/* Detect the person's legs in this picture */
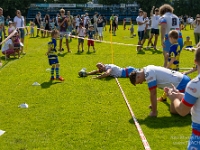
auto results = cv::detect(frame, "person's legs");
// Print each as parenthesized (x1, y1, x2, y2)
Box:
(137, 31, 144, 51)
(194, 33, 198, 45)
(36, 24, 40, 37)
(163, 39, 171, 67)
(66, 38, 70, 52)
(154, 34, 159, 49)
(147, 34, 154, 46)
(50, 64, 55, 80)
(88, 40, 90, 52)
(81, 41, 84, 51)
(3, 49, 15, 58)
(78, 39, 80, 52)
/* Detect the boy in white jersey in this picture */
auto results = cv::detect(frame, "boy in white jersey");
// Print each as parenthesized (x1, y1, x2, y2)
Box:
(129, 65, 190, 117)
(164, 47, 200, 149)
(148, 6, 160, 50)
(159, 4, 183, 67)
(86, 63, 136, 79)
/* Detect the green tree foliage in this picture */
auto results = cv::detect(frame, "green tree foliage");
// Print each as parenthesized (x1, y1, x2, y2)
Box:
(2, 0, 31, 17)
(173, 0, 200, 17)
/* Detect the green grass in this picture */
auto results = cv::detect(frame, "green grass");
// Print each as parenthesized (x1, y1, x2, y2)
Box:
(0, 25, 197, 150)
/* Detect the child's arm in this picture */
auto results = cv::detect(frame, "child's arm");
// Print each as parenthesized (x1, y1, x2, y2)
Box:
(46, 47, 51, 55)
(166, 57, 175, 69)
(183, 67, 197, 75)
(86, 70, 99, 75)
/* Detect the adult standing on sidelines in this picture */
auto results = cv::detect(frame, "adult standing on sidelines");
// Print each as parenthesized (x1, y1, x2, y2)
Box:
(192, 14, 200, 45)
(0, 8, 6, 50)
(164, 47, 200, 149)
(183, 15, 188, 30)
(66, 11, 73, 42)
(159, 4, 183, 68)
(13, 10, 26, 54)
(97, 15, 104, 41)
(35, 12, 41, 37)
(58, 9, 71, 53)
(93, 12, 98, 40)
(142, 12, 151, 49)
(129, 65, 190, 117)
(136, 9, 147, 52)
(148, 6, 160, 50)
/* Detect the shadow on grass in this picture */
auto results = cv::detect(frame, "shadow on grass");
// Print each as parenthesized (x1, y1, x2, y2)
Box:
(57, 52, 67, 57)
(137, 50, 145, 55)
(75, 51, 84, 55)
(144, 48, 163, 54)
(41, 81, 62, 89)
(86, 51, 96, 55)
(129, 113, 191, 128)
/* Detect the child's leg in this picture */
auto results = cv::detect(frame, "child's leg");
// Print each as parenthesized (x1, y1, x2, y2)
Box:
(81, 42, 84, 51)
(78, 41, 80, 51)
(55, 64, 60, 79)
(93, 46, 95, 52)
(55, 63, 64, 81)
(51, 64, 55, 79)
(66, 39, 70, 52)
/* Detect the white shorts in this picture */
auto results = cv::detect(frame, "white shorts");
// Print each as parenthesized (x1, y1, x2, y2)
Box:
(97, 27, 103, 36)
(60, 32, 71, 39)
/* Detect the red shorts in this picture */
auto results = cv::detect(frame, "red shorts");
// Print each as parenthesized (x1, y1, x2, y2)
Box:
(88, 39, 94, 46)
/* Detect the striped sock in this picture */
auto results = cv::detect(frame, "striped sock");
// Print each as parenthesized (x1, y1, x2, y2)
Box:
(51, 67, 55, 79)
(56, 68, 59, 79)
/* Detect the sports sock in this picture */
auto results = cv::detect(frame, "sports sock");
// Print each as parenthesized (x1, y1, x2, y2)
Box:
(56, 67, 59, 78)
(162, 92, 167, 99)
(51, 67, 55, 78)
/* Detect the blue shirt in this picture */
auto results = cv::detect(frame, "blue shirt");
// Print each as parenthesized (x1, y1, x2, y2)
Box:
(87, 30, 95, 39)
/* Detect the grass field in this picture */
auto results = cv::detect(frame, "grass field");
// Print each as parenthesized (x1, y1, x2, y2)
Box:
(0, 25, 197, 150)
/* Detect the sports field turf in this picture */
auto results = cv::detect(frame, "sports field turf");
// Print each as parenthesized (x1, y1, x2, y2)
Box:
(0, 25, 197, 150)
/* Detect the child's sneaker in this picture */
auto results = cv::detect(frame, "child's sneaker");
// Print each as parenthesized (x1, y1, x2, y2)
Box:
(56, 76, 64, 81)
(50, 77, 55, 81)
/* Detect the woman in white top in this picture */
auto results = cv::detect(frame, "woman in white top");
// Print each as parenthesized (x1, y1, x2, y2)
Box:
(2, 35, 20, 59)
(13, 10, 26, 54)
(192, 14, 200, 45)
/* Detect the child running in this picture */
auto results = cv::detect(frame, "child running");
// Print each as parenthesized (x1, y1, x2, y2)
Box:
(46, 29, 64, 81)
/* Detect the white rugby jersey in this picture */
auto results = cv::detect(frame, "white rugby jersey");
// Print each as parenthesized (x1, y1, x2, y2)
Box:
(182, 74, 200, 124)
(143, 65, 185, 90)
(105, 64, 123, 77)
(160, 12, 180, 35)
(151, 15, 160, 29)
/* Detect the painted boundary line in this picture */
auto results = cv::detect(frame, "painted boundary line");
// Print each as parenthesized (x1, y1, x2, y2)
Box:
(115, 78, 151, 150)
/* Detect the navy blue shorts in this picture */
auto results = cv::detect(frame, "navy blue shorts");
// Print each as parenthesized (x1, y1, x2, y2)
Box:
(138, 31, 144, 41)
(48, 57, 59, 65)
(151, 28, 159, 35)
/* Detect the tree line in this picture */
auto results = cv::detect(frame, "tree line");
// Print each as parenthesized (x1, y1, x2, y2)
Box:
(1, 0, 200, 18)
